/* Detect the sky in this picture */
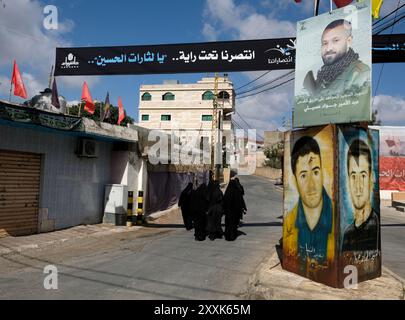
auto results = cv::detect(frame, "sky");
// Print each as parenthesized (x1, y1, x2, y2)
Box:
(1, 0, 405, 134)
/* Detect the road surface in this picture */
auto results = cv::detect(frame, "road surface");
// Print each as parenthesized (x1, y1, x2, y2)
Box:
(0, 175, 283, 299)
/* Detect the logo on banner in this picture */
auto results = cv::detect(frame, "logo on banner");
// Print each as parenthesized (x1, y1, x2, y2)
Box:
(61, 53, 79, 69)
(265, 38, 296, 65)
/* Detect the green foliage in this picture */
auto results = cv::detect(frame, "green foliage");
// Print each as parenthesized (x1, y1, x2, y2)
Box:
(264, 141, 284, 169)
(68, 102, 134, 127)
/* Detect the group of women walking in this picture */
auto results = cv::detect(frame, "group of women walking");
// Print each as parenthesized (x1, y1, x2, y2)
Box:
(178, 171, 247, 241)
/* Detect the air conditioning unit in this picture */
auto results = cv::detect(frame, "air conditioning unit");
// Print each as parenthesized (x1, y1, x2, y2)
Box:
(76, 138, 98, 158)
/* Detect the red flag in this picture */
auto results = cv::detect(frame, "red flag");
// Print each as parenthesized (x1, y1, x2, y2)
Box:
(81, 81, 95, 114)
(117, 96, 125, 125)
(333, 0, 353, 8)
(11, 60, 27, 99)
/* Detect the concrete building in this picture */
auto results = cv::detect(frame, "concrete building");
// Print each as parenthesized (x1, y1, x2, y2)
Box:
(138, 77, 235, 147)
(263, 130, 284, 149)
(0, 100, 146, 237)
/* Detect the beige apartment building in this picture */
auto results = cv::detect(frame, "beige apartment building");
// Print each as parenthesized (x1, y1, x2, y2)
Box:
(138, 77, 235, 145)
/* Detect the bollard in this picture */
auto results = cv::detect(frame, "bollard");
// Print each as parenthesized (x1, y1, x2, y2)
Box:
(136, 190, 144, 225)
(127, 191, 133, 227)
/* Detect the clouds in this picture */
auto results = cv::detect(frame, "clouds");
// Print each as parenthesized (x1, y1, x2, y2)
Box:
(0, 0, 95, 99)
(203, 0, 296, 40)
(202, 0, 298, 132)
(373, 95, 405, 125)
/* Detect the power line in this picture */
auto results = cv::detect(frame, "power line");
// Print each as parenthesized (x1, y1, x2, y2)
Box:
(234, 71, 272, 91)
(233, 111, 264, 140)
(372, 2, 405, 27)
(373, 12, 405, 34)
(372, 0, 401, 111)
(236, 77, 295, 100)
(236, 71, 294, 96)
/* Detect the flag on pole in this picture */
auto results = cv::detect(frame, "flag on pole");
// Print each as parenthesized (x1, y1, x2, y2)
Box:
(51, 77, 60, 109)
(117, 96, 125, 125)
(372, 0, 384, 19)
(81, 81, 95, 114)
(11, 60, 27, 99)
(102, 92, 111, 121)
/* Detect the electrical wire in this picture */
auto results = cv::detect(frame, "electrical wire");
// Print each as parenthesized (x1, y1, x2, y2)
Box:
(372, 0, 401, 111)
(235, 71, 295, 96)
(236, 77, 295, 100)
(234, 71, 272, 91)
(372, 2, 405, 27)
(373, 12, 405, 34)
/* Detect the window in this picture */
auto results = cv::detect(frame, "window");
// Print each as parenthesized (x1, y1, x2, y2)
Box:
(202, 115, 212, 121)
(141, 114, 149, 121)
(218, 91, 230, 100)
(202, 91, 214, 100)
(141, 92, 152, 101)
(162, 92, 175, 101)
(161, 114, 171, 121)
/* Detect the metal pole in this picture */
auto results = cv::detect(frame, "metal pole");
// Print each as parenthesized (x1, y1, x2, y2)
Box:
(211, 73, 219, 181)
(314, 0, 320, 16)
(9, 84, 12, 102)
(216, 110, 222, 182)
(48, 65, 54, 89)
(78, 101, 83, 117)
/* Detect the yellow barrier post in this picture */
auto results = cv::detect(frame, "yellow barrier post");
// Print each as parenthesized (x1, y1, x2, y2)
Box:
(137, 190, 144, 225)
(127, 191, 133, 227)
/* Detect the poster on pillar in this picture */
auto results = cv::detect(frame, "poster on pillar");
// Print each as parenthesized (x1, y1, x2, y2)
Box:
(283, 125, 337, 287)
(294, 0, 372, 128)
(338, 126, 381, 283)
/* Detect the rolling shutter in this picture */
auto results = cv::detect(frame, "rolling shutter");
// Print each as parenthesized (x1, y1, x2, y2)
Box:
(0, 150, 41, 238)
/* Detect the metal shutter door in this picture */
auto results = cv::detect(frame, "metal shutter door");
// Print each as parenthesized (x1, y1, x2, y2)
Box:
(0, 150, 41, 237)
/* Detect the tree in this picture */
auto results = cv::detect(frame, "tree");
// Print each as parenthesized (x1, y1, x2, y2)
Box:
(263, 141, 284, 169)
(68, 102, 134, 127)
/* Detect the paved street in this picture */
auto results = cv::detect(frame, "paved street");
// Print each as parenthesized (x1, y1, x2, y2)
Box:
(0, 175, 283, 299)
(381, 206, 405, 280)
(0, 174, 404, 299)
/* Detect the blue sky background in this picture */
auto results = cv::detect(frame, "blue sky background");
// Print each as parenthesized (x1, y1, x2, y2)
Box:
(1, 0, 405, 132)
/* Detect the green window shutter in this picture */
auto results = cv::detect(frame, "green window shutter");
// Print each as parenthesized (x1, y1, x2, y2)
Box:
(161, 115, 171, 121)
(162, 92, 175, 101)
(202, 115, 212, 121)
(141, 114, 149, 121)
(142, 92, 152, 101)
(202, 91, 214, 100)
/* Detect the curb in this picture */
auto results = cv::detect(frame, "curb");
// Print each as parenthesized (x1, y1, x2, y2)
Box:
(0, 226, 140, 256)
(146, 205, 180, 221)
(244, 252, 405, 300)
(382, 266, 405, 286)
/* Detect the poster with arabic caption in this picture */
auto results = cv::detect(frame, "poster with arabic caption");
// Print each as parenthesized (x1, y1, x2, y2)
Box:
(283, 125, 337, 287)
(338, 126, 381, 283)
(377, 126, 405, 191)
(54, 38, 296, 76)
(294, 0, 372, 128)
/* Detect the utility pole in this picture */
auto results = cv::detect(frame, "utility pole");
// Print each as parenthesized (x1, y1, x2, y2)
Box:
(48, 65, 54, 89)
(314, 0, 320, 16)
(211, 73, 219, 181)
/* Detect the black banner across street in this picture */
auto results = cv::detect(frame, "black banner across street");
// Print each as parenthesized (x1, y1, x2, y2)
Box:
(54, 35, 405, 76)
(54, 38, 296, 76)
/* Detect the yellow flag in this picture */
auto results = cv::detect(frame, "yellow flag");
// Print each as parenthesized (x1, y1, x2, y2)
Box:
(372, 0, 384, 19)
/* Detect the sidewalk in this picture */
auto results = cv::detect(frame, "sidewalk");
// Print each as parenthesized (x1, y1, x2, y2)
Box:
(245, 252, 405, 300)
(0, 224, 141, 256)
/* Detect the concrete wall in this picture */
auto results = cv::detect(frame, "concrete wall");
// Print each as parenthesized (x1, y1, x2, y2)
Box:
(254, 167, 282, 180)
(0, 124, 113, 232)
